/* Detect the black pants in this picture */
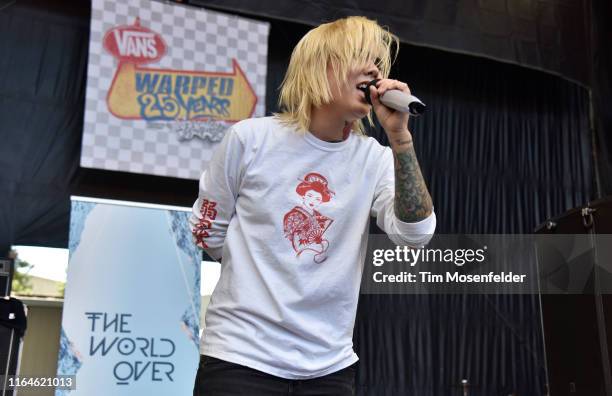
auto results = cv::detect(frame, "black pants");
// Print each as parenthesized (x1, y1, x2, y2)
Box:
(193, 355, 356, 396)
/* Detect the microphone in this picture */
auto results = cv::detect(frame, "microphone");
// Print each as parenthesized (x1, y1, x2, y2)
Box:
(360, 79, 426, 116)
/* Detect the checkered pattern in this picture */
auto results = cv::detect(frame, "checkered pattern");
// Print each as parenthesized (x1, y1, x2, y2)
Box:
(82, 0, 270, 180)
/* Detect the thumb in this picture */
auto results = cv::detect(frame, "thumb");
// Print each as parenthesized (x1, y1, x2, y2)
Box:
(369, 85, 379, 104)
(369, 85, 387, 114)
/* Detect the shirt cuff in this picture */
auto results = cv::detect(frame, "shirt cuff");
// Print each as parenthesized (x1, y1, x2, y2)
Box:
(392, 209, 436, 247)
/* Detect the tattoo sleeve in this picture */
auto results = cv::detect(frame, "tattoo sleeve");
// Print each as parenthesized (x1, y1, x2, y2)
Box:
(393, 142, 433, 222)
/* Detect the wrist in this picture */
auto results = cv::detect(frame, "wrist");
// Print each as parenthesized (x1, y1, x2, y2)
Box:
(388, 129, 413, 151)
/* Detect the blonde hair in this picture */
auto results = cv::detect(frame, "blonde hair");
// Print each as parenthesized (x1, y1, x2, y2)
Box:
(275, 16, 399, 135)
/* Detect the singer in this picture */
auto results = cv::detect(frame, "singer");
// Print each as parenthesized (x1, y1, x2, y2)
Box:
(190, 16, 436, 396)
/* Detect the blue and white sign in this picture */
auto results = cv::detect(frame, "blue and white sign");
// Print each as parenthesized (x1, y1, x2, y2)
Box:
(57, 197, 201, 395)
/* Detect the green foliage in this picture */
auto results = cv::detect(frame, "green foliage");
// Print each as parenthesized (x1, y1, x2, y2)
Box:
(11, 252, 33, 295)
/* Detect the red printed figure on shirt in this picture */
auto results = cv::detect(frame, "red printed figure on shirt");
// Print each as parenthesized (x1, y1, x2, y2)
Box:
(194, 199, 217, 248)
(283, 172, 334, 263)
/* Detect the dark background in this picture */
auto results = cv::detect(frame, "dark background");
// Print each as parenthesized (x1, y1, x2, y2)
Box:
(1, 0, 610, 394)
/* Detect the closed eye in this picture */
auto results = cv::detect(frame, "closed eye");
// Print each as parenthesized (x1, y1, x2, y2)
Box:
(366, 69, 379, 78)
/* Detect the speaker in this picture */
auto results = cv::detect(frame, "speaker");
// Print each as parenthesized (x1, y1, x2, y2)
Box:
(535, 196, 612, 396)
(0, 298, 26, 396)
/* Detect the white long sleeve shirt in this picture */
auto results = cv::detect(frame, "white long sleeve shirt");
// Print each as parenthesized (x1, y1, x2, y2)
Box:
(190, 116, 436, 379)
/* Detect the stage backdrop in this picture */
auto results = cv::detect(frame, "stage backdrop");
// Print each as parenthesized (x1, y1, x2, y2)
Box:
(56, 197, 201, 396)
(81, 0, 270, 179)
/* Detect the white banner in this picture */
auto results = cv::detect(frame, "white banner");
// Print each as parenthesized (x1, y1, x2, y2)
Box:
(81, 0, 269, 179)
(57, 197, 201, 395)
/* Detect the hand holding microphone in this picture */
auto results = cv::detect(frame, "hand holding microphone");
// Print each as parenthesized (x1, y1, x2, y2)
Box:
(359, 79, 426, 116)
(360, 78, 424, 146)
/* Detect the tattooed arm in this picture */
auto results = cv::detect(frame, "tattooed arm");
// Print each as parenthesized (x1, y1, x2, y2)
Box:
(369, 129, 436, 247)
(389, 132, 433, 222)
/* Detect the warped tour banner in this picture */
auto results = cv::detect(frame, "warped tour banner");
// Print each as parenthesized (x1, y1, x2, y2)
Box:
(56, 197, 201, 396)
(81, 0, 270, 179)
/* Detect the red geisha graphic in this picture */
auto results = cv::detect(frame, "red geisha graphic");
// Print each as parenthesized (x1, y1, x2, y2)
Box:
(283, 172, 334, 263)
